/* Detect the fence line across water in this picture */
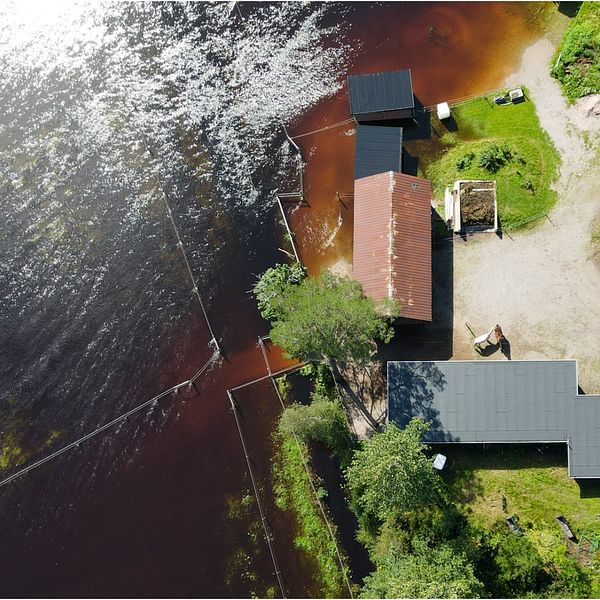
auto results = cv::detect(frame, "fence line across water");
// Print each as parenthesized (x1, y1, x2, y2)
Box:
(228, 389, 287, 598)
(131, 103, 222, 355)
(264, 349, 354, 598)
(226, 336, 354, 599)
(0, 350, 220, 489)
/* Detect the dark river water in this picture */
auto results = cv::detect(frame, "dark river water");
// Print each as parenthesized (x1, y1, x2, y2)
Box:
(0, 2, 549, 597)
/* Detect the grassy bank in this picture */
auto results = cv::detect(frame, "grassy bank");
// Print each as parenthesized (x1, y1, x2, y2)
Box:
(442, 445, 600, 595)
(551, 2, 600, 102)
(416, 92, 560, 230)
(272, 431, 350, 598)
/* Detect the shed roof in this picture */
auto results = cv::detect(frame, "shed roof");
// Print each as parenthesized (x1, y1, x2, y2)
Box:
(355, 125, 403, 180)
(387, 360, 600, 478)
(353, 171, 432, 321)
(348, 70, 414, 116)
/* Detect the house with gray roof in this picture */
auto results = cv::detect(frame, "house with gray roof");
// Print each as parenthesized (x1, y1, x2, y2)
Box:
(387, 360, 600, 478)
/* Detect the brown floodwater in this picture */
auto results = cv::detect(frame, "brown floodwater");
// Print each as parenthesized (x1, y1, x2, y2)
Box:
(0, 3, 554, 598)
(289, 2, 550, 274)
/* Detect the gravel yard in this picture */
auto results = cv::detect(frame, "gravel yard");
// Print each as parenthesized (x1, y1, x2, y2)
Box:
(453, 39, 600, 391)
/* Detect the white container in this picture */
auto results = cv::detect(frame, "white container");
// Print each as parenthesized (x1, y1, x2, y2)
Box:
(437, 102, 451, 120)
(433, 454, 447, 470)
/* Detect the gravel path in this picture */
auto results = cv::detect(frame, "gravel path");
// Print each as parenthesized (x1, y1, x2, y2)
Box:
(452, 38, 600, 391)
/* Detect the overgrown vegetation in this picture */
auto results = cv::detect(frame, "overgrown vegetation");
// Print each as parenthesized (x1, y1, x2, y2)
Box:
(273, 392, 353, 598)
(417, 92, 560, 230)
(360, 540, 485, 599)
(299, 362, 335, 398)
(342, 421, 599, 598)
(443, 445, 600, 597)
(279, 394, 353, 467)
(255, 264, 400, 596)
(551, 2, 600, 101)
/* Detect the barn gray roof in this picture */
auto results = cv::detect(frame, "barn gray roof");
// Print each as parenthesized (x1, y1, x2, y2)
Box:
(348, 70, 414, 116)
(387, 360, 600, 478)
(355, 125, 403, 180)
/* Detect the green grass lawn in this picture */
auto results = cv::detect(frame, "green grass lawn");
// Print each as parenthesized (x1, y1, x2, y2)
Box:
(413, 92, 560, 230)
(551, 2, 600, 102)
(440, 444, 600, 594)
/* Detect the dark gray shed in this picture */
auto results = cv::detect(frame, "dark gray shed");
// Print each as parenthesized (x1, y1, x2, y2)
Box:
(355, 125, 403, 180)
(387, 360, 600, 478)
(348, 70, 415, 123)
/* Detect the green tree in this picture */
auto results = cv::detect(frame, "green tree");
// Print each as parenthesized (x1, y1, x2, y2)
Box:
(346, 419, 439, 523)
(360, 541, 484, 599)
(268, 270, 397, 372)
(279, 394, 352, 463)
(494, 533, 546, 596)
(253, 262, 307, 321)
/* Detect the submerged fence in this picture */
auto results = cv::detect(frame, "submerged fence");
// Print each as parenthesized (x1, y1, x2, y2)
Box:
(132, 103, 222, 355)
(226, 337, 354, 599)
(0, 349, 220, 489)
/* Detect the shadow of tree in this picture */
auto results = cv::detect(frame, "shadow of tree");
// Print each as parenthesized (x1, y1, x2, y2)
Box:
(338, 361, 387, 436)
(387, 362, 453, 441)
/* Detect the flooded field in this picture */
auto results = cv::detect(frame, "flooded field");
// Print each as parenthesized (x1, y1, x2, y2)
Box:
(0, 2, 553, 596)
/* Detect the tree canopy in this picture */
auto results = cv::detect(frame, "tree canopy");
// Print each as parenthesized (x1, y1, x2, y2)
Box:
(345, 419, 439, 522)
(278, 393, 352, 463)
(253, 262, 307, 321)
(265, 270, 397, 366)
(360, 541, 484, 599)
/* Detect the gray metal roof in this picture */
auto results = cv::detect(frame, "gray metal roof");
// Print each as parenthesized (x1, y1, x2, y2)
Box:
(348, 70, 414, 116)
(387, 360, 600, 478)
(355, 125, 403, 180)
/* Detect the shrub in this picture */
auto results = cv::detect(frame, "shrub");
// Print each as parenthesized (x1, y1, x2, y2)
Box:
(478, 143, 513, 173)
(456, 151, 475, 170)
(278, 394, 352, 462)
(253, 262, 306, 321)
(300, 362, 335, 398)
(494, 533, 547, 597)
(360, 540, 485, 599)
(521, 178, 534, 192)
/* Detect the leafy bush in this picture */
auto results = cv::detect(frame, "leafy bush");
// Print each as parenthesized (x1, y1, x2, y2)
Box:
(494, 533, 547, 597)
(278, 394, 352, 463)
(456, 151, 475, 170)
(300, 362, 335, 398)
(521, 178, 534, 192)
(545, 556, 592, 598)
(478, 143, 513, 173)
(397, 503, 469, 547)
(346, 419, 440, 523)
(253, 262, 306, 321)
(275, 375, 291, 400)
(360, 540, 484, 599)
